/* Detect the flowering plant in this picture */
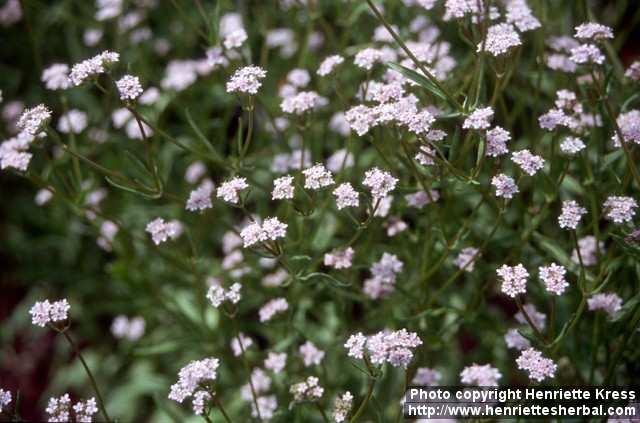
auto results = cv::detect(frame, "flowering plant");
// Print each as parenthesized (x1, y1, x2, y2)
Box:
(1, 0, 640, 421)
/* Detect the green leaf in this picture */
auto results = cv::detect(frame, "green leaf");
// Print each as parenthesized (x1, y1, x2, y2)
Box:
(387, 62, 448, 103)
(184, 108, 220, 159)
(298, 272, 351, 287)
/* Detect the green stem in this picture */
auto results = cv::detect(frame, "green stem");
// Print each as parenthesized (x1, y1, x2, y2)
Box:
(61, 331, 112, 423)
(315, 402, 330, 423)
(349, 377, 376, 423)
(364, 0, 461, 111)
(214, 395, 234, 423)
(232, 321, 262, 421)
(515, 297, 546, 344)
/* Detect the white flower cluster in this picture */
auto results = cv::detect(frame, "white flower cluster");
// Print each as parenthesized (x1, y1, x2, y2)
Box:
(324, 247, 354, 269)
(116, 74, 143, 101)
(240, 217, 288, 247)
(168, 357, 219, 404)
(345, 328, 422, 368)
(29, 298, 70, 327)
(111, 315, 145, 341)
(363, 252, 404, 299)
(69, 50, 120, 86)
(259, 297, 289, 322)
(460, 364, 502, 386)
(45, 394, 98, 422)
(290, 376, 324, 403)
(216, 177, 249, 204)
(226, 66, 267, 95)
(332, 391, 354, 423)
(145, 218, 182, 245)
(206, 282, 242, 308)
(497, 264, 529, 297)
(516, 348, 557, 382)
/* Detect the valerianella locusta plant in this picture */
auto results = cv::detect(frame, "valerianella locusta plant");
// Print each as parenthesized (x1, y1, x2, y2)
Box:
(5, 1, 640, 420)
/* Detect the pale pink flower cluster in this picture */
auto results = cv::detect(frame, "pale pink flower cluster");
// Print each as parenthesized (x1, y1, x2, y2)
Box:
(231, 333, 253, 356)
(303, 163, 334, 189)
(511, 149, 545, 176)
(625, 61, 640, 82)
(344, 95, 435, 137)
(516, 348, 557, 382)
(539, 89, 598, 133)
(569, 44, 605, 65)
(504, 328, 531, 350)
(345, 329, 422, 368)
(480, 23, 522, 57)
(412, 367, 442, 386)
(290, 376, 324, 402)
(497, 264, 529, 297)
(558, 200, 587, 229)
(299, 341, 325, 367)
(45, 394, 98, 422)
(486, 126, 511, 157)
(405, 190, 439, 208)
(216, 177, 249, 204)
(324, 247, 354, 269)
(186, 181, 214, 211)
(443, 0, 485, 21)
(287, 69, 310, 88)
(332, 391, 354, 423)
(454, 247, 480, 272)
(460, 364, 502, 386)
(116, 74, 143, 101)
(0, 133, 34, 171)
(588, 292, 623, 318)
(415, 145, 435, 166)
(505, 0, 541, 32)
(559, 136, 586, 155)
(354, 47, 390, 70)
(206, 282, 242, 308)
(0, 389, 11, 413)
(72, 398, 99, 422)
(363, 252, 403, 299)
(226, 66, 267, 95)
(612, 110, 640, 146)
(603, 196, 637, 223)
(333, 183, 359, 209)
(539, 263, 569, 295)
(272, 175, 295, 200)
(363, 167, 398, 200)
(259, 297, 289, 322)
(168, 357, 219, 406)
(29, 298, 70, 327)
(69, 50, 120, 86)
(491, 174, 519, 199)
(57, 109, 88, 134)
(146, 218, 182, 245)
(17, 103, 51, 135)
(280, 91, 326, 115)
(42, 63, 71, 90)
(240, 217, 288, 247)
(45, 394, 71, 422)
(111, 315, 145, 341)
(264, 352, 287, 373)
(571, 235, 604, 266)
(463, 106, 494, 130)
(574, 22, 614, 41)
(317, 54, 344, 76)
